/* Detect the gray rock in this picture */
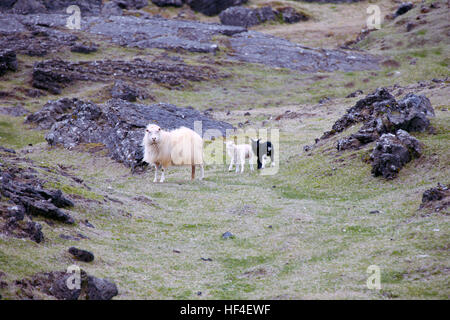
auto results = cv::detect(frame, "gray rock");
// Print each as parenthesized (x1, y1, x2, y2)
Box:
(222, 231, 234, 239)
(114, 0, 148, 10)
(110, 80, 148, 102)
(394, 2, 414, 18)
(152, 0, 184, 7)
(370, 130, 422, 179)
(50, 273, 81, 300)
(101, 1, 123, 16)
(219, 6, 260, 28)
(26, 98, 81, 129)
(0, 50, 18, 76)
(12, 0, 46, 14)
(1, 13, 379, 72)
(70, 42, 98, 54)
(278, 7, 308, 24)
(68, 247, 95, 262)
(422, 184, 448, 203)
(187, 0, 248, 16)
(86, 276, 118, 300)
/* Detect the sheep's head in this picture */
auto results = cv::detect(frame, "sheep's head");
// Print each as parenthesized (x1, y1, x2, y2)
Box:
(225, 141, 235, 150)
(145, 124, 162, 145)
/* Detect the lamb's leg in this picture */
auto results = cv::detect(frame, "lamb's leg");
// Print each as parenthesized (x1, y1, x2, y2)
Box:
(153, 164, 158, 183)
(228, 157, 234, 171)
(271, 152, 275, 167)
(200, 164, 204, 180)
(261, 155, 266, 169)
(249, 153, 254, 171)
(240, 154, 245, 173)
(191, 165, 195, 180)
(159, 168, 165, 183)
(235, 162, 240, 173)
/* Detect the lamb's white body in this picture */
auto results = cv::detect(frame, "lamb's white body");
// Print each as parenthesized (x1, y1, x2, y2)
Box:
(142, 124, 204, 183)
(225, 141, 255, 173)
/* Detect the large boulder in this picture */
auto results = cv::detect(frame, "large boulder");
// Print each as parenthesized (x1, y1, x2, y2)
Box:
(419, 183, 449, 212)
(394, 2, 414, 18)
(186, 0, 248, 16)
(49, 271, 118, 300)
(278, 7, 308, 23)
(114, 0, 149, 10)
(86, 276, 119, 300)
(370, 129, 422, 179)
(0, 50, 18, 76)
(12, 0, 46, 14)
(152, 0, 184, 7)
(219, 6, 260, 28)
(42, 99, 234, 168)
(2, 0, 103, 15)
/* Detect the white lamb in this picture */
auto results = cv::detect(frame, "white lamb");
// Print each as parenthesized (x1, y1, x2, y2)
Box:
(225, 141, 255, 173)
(142, 124, 204, 183)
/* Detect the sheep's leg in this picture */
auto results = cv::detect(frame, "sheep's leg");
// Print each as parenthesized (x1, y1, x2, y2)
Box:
(240, 154, 245, 173)
(153, 164, 158, 183)
(228, 156, 234, 171)
(159, 168, 165, 183)
(261, 155, 266, 169)
(249, 153, 254, 171)
(271, 152, 275, 167)
(200, 164, 204, 180)
(235, 162, 240, 173)
(191, 165, 196, 180)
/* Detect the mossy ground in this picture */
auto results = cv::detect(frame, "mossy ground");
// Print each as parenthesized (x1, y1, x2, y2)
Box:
(0, 0, 449, 299)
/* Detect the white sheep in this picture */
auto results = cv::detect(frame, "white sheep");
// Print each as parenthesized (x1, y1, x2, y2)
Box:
(142, 124, 204, 183)
(225, 141, 255, 173)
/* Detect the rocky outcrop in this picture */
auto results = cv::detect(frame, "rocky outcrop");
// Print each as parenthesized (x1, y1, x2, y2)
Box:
(420, 183, 449, 213)
(110, 80, 150, 102)
(0, 154, 75, 243)
(152, 0, 184, 7)
(25, 98, 81, 129)
(1, 14, 379, 72)
(0, 50, 18, 76)
(32, 58, 223, 94)
(38, 99, 234, 168)
(0, 0, 103, 15)
(323, 88, 435, 151)
(16, 270, 118, 300)
(220, 6, 307, 28)
(278, 7, 308, 24)
(370, 129, 422, 179)
(219, 6, 261, 28)
(70, 42, 98, 54)
(186, 0, 248, 16)
(114, 0, 149, 10)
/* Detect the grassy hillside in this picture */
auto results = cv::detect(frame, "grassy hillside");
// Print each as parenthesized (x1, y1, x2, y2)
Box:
(0, 0, 448, 299)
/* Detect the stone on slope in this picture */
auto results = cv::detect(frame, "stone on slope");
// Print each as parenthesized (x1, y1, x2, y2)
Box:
(68, 247, 95, 262)
(152, 0, 184, 7)
(0, 50, 18, 76)
(370, 129, 422, 179)
(186, 0, 248, 16)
